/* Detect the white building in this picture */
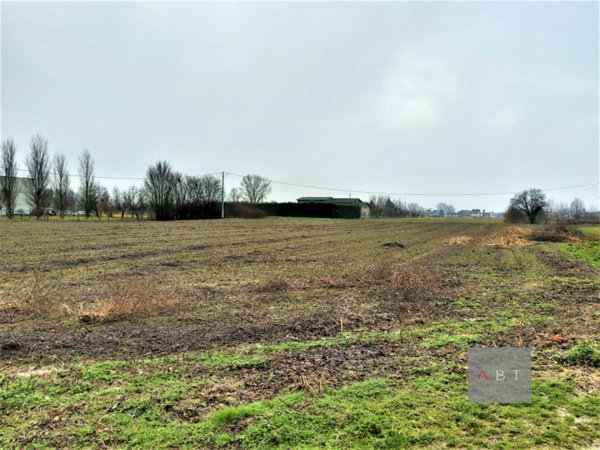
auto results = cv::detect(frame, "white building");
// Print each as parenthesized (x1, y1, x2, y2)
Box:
(0, 177, 32, 215)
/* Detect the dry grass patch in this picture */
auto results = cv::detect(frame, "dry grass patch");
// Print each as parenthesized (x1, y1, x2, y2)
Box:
(1, 271, 180, 323)
(65, 278, 181, 323)
(326, 261, 447, 301)
(444, 227, 531, 248)
(443, 235, 473, 246)
(0, 268, 66, 317)
(529, 223, 583, 243)
(482, 228, 530, 247)
(389, 262, 443, 300)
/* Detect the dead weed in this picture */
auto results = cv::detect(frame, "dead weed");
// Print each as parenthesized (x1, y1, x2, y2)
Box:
(390, 262, 443, 299)
(482, 227, 531, 247)
(529, 223, 583, 243)
(0, 267, 65, 316)
(443, 236, 473, 246)
(66, 279, 180, 323)
(444, 227, 532, 248)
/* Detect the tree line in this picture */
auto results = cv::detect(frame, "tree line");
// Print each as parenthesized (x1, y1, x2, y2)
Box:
(369, 190, 589, 223)
(505, 188, 588, 224)
(0, 134, 271, 220)
(1, 135, 591, 223)
(368, 195, 456, 218)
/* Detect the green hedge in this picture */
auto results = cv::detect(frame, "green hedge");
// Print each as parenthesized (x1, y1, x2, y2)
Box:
(227, 202, 361, 219)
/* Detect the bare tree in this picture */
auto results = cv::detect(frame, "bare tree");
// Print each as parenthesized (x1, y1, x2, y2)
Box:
(198, 175, 221, 204)
(504, 206, 526, 223)
(393, 198, 407, 217)
(53, 153, 70, 218)
(78, 149, 98, 218)
(112, 187, 126, 218)
(240, 174, 271, 203)
(436, 202, 455, 217)
(509, 188, 547, 224)
(407, 203, 424, 217)
(556, 203, 570, 218)
(122, 186, 134, 217)
(67, 189, 77, 212)
(99, 187, 112, 217)
(369, 195, 381, 217)
(134, 188, 147, 219)
(369, 195, 396, 217)
(144, 161, 177, 221)
(26, 134, 51, 216)
(228, 187, 242, 203)
(172, 173, 190, 219)
(1, 138, 18, 218)
(123, 186, 143, 218)
(570, 198, 585, 222)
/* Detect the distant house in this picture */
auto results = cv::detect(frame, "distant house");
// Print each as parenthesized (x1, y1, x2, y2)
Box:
(297, 197, 371, 218)
(457, 209, 483, 218)
(0, 177, 31, 215)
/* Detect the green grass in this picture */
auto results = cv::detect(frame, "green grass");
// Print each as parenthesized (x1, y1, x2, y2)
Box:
(201, 375, 598, 449)
(0, 332, 407, 447)
(3, 362, 598, 449)
(420, 333, 481, 348)
(188, 351, 269, 370)
(578, 226, 600, 237)
(555, 343, 600, 368)
(184, 331, 403, 368)
(407, 317, 518, 349)
(559, 241, 600, 267)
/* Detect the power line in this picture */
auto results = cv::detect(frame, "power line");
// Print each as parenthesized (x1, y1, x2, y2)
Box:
(225, 172, 599, 198)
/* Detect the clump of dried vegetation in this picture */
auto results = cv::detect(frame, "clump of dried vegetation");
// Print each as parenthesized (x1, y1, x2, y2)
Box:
(529, 223, 583, 243)
(389, 262, 444, 300)
(443, 224, 588, 248)
(237, 261, 446, 304)
(482, 227, 531, 247)
(238, 272, 357, 297)
(443, 235, 474, 246)
(241, 278, 294, 294)
(320, 261, 447, 301)
(65, 279, 180, 323)
(0, 269, 180, 323)
(444, 227, 532, 248)
(0, 266, 65, 317)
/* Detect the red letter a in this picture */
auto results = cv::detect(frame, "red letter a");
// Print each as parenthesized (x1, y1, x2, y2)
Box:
(476, 370, 489, 381)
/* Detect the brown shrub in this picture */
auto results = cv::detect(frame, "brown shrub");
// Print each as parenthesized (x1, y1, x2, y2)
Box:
(529, 223, 581, 243)
(1, 268, 179, 323)
(245, 278, 292, 293)
(69, 279, 180, 323)
(389, 262, 443, 300)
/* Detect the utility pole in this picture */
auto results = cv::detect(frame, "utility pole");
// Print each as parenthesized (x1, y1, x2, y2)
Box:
(221, 171, 225, 219)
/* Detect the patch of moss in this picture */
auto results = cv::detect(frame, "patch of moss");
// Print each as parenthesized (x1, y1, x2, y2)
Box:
(555, 343, 600, 368)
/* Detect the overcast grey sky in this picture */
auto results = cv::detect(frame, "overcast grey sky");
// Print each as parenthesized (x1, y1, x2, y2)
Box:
(2, 1, 598, 211)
